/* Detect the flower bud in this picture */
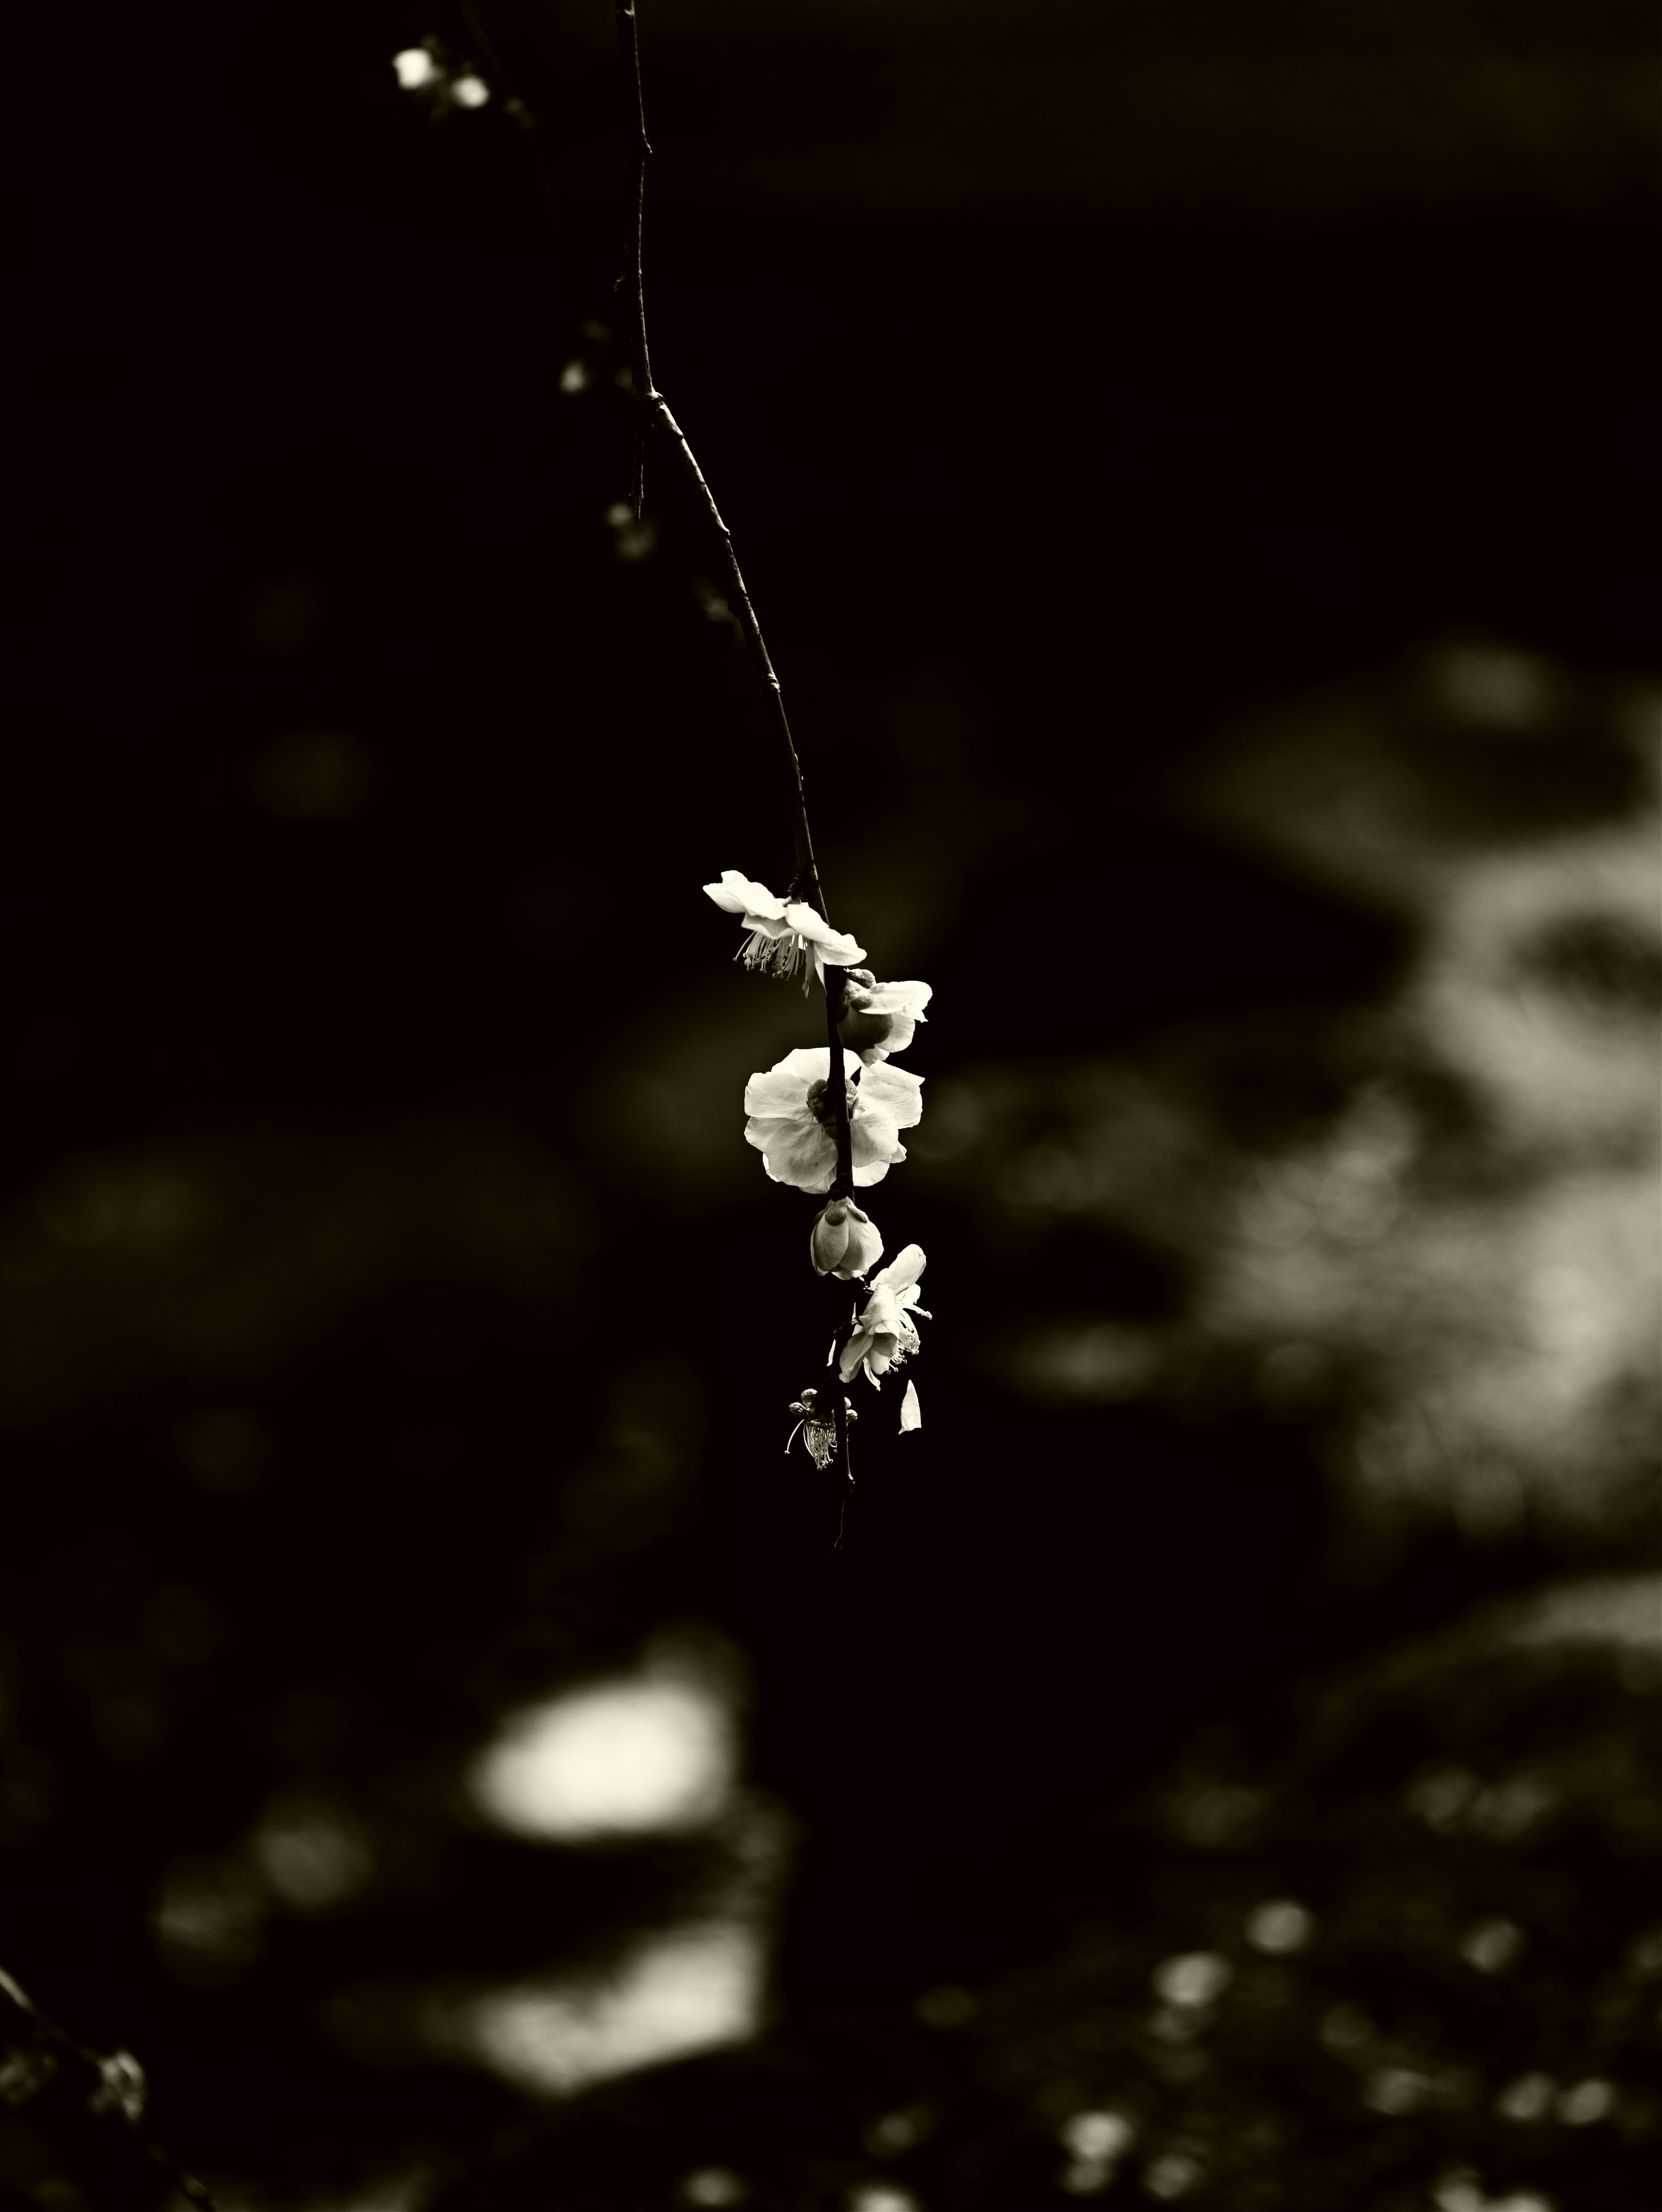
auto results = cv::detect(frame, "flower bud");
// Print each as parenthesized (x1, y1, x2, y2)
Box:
(837, 977, 893, 1059)
(837, 975, 932, 1066)
(810, 1200, 849, 1274)
(809, 1199, 883, 1280)
(837, 1003, 897, 1058)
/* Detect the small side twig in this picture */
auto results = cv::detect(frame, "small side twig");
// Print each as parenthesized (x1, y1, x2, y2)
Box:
(0, 1965, 219, 2209)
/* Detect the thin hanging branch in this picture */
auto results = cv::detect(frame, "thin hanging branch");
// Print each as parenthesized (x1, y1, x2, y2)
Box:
(607, 2, 825, 919)
(610, 0, 653, 519)
(606, 0, 858, 1497)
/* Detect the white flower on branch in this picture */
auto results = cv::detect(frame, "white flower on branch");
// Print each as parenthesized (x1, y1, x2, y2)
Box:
(839, 1244, 931, 1386)
(703, 871, 866, 989)
(838, 971, 933, 1064)
(809, 1199, 883, 1280)
(744, 1050, 921, 1193)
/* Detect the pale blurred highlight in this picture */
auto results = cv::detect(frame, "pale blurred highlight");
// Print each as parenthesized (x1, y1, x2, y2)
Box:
(468, 1647, 739, 1842)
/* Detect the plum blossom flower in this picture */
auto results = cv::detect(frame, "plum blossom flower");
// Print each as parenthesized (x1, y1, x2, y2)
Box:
(838, 971, 933, 1064)
(744, 1049, 923, 1193)
(839, 1244, 931, 1386)
(810, 1199, 884, 1280)
(703, 871, 866, 989)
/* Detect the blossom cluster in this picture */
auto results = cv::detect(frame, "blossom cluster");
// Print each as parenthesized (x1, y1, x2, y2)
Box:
(704, 870, 934, 1441)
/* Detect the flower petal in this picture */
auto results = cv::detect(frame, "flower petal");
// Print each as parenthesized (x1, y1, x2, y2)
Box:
(899, 1380, 921, 1431)
(781, 903, 867, 973)
(841, 1209, 885, 1277)
(863, 981, 932, 1020)
(742, 1113, 802, 1153)
(837, 1328, 874, 1382)
(759, 1134, 837, 1191)
(783, 903, 860, 952)
(704, 871, 787, 918)
(813, 940, 867, 981)
(872, 1243, 926, 1294)
(742, 1074, 799, 1117)
(859, 1062, 924, 1130)
(850, 1149, 898, 1187)
(746, 1112, 836, 1187)
(743, 1047, 853, 1120)
(848, 1099, 902, 1165)
(775, 1046, 830, 1080)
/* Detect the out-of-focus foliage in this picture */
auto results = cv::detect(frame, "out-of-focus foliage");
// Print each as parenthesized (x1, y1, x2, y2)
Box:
(919, 649, 1660, 1541)
(428, 1578, 1662, 2212)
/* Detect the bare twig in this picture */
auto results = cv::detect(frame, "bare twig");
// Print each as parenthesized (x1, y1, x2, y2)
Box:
(605, 2, 823, 914)
(644, 393, 824, 911)
(0, 1965, 219, 2209)
(612, 0, 652, 519)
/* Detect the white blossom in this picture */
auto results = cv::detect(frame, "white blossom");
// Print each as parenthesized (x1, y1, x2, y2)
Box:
(703, 871, 866, 989)
(744, 1051, 921, 1194)
(839, 1244, 931, 1386)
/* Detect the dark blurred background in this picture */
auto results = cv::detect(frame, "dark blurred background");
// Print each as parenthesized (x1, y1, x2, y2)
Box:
(1, 3, 1658, 2208)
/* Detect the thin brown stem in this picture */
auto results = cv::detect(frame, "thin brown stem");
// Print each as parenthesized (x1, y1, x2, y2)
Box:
(821, 965, 856, 1489)
(612, 0, 653, 518)
(643, 393, 824, 906)
(606, 3, 823, 912)
(822, 966, 855, 1202)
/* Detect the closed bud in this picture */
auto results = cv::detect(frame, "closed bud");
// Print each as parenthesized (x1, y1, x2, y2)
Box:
(810, 1200, 850, 1274)
(836, 974, 932, 1066)
(836, 968, 892, 1057)
(809, 1199, 884, 1280)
